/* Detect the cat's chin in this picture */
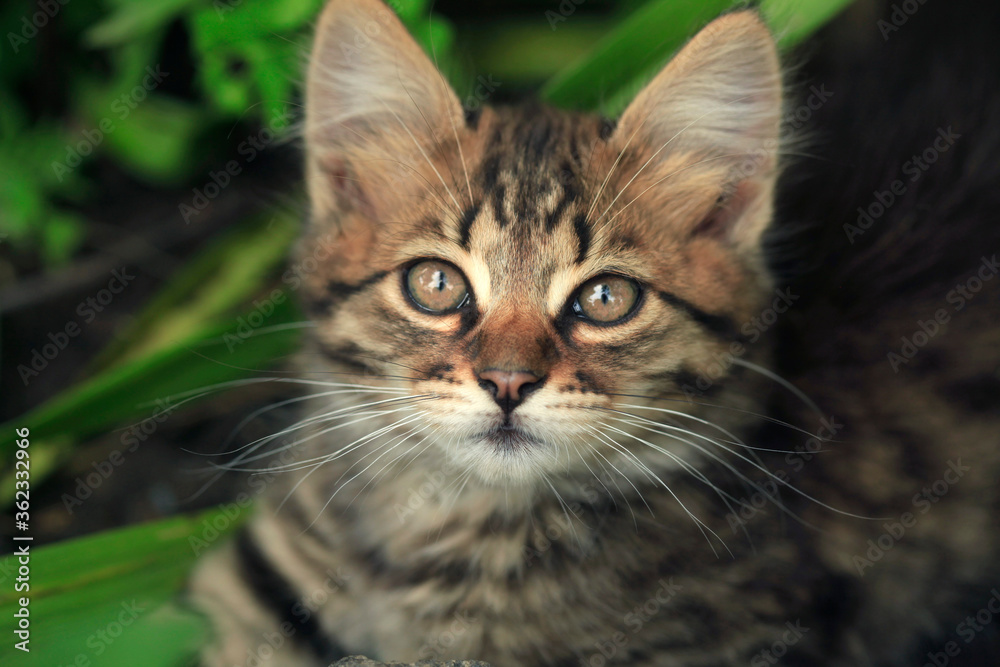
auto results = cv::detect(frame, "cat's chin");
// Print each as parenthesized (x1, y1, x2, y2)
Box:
(434, 425, 567, 489)
(475, 424, 541, 452)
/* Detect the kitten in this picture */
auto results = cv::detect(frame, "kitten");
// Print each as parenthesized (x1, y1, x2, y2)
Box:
(190, 0, 1000, 665)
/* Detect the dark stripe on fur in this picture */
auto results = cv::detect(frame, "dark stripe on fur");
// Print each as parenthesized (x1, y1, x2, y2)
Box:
(320, 271, 389, 310)
(318, 343, 378, 376)
(234, 529, 346, 662)
(573, 214, 591, 263)
(492, 184, 509, 228)
(656, 291, 738, 340)
(458, 201, 481, 248)
(545, 162, 577, 232)
(480, 153, 501, 190)
(463, 106, 481, 129)
(524, 118, 553, 159)
(599, 117, 617, 140)
(359, 547, 473, 588)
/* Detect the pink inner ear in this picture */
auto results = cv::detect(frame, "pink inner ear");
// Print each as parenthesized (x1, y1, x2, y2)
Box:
(692, 179, 759, 240)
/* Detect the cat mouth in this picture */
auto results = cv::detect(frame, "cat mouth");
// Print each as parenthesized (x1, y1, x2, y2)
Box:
(476, 423, 540, 451)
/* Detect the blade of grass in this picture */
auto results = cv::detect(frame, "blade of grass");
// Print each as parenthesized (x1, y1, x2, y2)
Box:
(0, 210, 301, 500)
(0, 507, 244, 665)
(542, 0, 858, 115)
(0, 296, 303, 502)
(540, 0, 735, 111)
(88, 212, 299, 373)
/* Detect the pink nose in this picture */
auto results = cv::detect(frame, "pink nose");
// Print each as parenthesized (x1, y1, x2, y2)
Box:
(477, 369, 540, 403)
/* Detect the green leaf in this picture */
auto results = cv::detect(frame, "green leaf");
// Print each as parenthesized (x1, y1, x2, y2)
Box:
(541, 0, 735, 112)
(392, 0, 432, 24)
(0, 297, 302, 500)
(0, 93, 89, 263)
(1, 208, 300, 497)
(459, 19, 609, 88)
(542, 0, 858, 115)
(40, 212, 86, 266)
(85, 0, 201, 48)
(102, 95, 212, 185)
(0, 508, 244, 666)
(91, 213, 299, 372)
(763, 0, 859, 47)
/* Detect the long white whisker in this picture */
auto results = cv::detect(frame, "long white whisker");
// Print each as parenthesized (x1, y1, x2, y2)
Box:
(584, 426, 655, 521)
(343, 423, 432, 511)
(303, 415, 430, 530)
(602, 151, 761, 229)
(211, 390, 425, 456)
(589, 424, 730, 558)
(257, 410, 428, 473)
(224, 396, 436, 464)
(618, 416, 879, 521)
(729, 358, 824, 418)
(598, 422, 760, 547)
(275, 412, 427, 513)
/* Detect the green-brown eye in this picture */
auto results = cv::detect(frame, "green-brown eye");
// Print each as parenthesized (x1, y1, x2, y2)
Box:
(405, 260, 469, 313)
(572, 275, 640, 323)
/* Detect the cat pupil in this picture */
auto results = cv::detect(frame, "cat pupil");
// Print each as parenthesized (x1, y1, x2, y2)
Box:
(588, 284, 612, 306)
(432, 271, 446, 291)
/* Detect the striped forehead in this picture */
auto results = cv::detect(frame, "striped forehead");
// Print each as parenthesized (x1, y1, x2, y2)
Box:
(445, 108, 602, 304)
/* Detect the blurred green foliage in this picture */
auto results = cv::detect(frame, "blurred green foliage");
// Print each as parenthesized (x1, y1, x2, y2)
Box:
(0, 0, 451, 264)
(0, 0, 855, 663)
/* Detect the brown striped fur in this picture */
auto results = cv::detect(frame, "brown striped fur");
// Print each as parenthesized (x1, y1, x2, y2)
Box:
(190, 1, 1000, 665)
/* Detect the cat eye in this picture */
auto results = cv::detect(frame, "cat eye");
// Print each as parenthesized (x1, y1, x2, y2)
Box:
(572, 275, 641, 324)
(405, 260, 469, 313)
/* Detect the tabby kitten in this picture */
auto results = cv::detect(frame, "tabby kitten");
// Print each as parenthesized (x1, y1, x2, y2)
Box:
(191, 0, 1000, 665)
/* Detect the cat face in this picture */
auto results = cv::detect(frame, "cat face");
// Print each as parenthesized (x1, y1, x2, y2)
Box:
(299, 0, 782, 486)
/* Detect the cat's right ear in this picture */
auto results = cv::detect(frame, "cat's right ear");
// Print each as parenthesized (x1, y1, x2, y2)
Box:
(305, 0, 464, 223)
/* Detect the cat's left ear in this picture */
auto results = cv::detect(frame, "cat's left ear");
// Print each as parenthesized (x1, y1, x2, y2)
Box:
(610, 11, 782, 251)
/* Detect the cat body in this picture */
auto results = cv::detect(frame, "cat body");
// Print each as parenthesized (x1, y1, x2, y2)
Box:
(191, 0, 1000, 665)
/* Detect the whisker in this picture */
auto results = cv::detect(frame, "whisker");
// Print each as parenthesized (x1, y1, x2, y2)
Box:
(302, 414, 430, 531)
(435, 464, 477, 540)
(613, 418, 814, 536)
(599, 406, 806, 455)
(238, 406, 430, 471)
(221, 395, 437, 462)
(573, 449, 620, 513)
(275, 411, 428, 514)
(395, 67, 468, 214)
(342, 422, 432, 511)
(602, 151, 765, 229)
(728, 358, 824, 418)
(584, 425, 657, 519)
(585, 114, 650, 222)
(618, 416, 880, 521)
(206, 389, 422, 456)
(602, 392, 830, 440)
(542, 477, 585, 553)
(590, 424, 730, 558)
(428, 39, 474, 208)
(597, 421, 759, 547)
